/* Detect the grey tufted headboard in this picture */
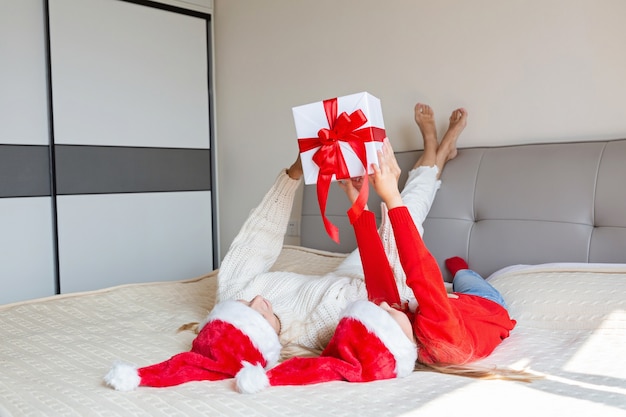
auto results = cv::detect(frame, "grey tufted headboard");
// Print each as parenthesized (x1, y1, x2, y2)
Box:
(301, 139, 626, 281)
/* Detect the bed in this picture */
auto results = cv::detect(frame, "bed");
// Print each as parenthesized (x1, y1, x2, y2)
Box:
(1, 139, 625, 417)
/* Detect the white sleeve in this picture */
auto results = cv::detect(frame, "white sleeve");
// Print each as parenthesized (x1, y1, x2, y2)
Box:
(217, 170, 301, 302)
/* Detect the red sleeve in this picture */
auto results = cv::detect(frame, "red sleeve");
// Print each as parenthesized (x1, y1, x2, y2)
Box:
(351, 211, 401, 306)
(387, 207, 465, 347)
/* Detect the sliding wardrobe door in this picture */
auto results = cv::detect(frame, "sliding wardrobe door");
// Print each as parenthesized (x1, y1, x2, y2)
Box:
(48, 0, 214, 292)
(0, 1, 56, 304)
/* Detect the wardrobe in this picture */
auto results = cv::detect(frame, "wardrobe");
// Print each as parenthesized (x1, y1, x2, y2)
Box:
(0, 0, 215, 304)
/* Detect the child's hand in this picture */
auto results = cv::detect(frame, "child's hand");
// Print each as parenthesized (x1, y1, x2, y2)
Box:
(338, 177, 364, 205)
(370, 139, 403, 209)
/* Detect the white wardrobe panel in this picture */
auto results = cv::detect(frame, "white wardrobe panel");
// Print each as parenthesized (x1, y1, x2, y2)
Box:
(153, 0, 213, 13)
(56, 191, 213, 293)
(48, 0, 210, 149)
(0, 198, 56, 304)
(0, 0, 49, 145)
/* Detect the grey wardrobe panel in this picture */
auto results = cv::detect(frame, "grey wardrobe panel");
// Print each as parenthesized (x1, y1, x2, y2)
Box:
(55, 145, 212, 195)
(0, 145, 51, 198)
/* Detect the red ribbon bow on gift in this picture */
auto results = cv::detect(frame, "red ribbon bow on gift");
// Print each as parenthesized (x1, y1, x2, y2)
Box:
(298, 98, 386, 243)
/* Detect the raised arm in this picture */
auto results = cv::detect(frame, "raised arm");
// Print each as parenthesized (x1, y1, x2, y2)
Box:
(370, 141, 465, 348)
(351, 210, 401, 307)
(387, 208, 460, 335)
(216, 157, 303, 302)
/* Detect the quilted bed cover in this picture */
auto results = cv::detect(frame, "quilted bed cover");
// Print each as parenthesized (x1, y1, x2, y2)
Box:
(1, 246, 625, 417)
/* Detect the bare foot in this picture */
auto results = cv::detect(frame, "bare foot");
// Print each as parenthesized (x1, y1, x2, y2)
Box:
(435, 108, 467, 175)
(414, 103, 437, 144)
(413, 103, 438, 169)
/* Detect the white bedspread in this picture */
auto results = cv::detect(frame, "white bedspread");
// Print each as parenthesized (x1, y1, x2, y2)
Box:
(1, 246, 625, 417)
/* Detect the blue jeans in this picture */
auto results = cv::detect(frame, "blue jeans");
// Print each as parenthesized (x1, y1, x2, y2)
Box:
(452, 269, 508, 309)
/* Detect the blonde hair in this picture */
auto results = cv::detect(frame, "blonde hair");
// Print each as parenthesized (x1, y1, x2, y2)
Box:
(177, 321, 200, 333)
(279, 343, 321, 360)
(277, 316, 327, 360)
(411, 335, 541, 382)
(415, 362, 541, 382)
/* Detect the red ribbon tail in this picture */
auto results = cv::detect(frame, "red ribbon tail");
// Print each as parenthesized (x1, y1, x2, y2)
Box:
(347, 174, 369, 225)
(323, 216, 340, 244)
(317, 175, 341, 244)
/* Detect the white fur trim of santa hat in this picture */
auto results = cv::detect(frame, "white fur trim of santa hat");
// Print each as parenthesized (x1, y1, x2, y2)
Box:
(200, 300, 282, 369)
(342, 300, 417, 377)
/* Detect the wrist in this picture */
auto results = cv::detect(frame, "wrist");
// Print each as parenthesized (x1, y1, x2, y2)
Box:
(384, 194, 403, 210)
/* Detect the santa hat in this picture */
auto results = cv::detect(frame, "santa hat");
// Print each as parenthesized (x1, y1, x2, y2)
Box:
(104, 300, 282, 391)
(236, 300, 417, 393)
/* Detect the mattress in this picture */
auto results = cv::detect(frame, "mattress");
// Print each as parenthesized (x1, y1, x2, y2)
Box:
(1, 246, 625, 417)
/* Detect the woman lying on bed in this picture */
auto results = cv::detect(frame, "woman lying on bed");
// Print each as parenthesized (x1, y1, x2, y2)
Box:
(104, 104, 472, 391)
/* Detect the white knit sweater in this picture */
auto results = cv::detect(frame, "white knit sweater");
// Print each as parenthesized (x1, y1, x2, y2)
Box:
(217, 166, 440, 351)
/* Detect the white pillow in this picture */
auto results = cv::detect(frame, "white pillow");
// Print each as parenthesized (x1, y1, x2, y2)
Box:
(487, 263, 626, 330)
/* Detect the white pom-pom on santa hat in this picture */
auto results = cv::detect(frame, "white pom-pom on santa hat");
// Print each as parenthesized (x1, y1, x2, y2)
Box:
(235, 361, 271, 394)
(103, 361, 141, 392)
(104, 300, 281, 390)
(236, 300, 417, 394)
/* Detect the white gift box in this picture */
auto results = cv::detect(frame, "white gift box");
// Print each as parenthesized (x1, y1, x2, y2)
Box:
(293, 92, 387, 185)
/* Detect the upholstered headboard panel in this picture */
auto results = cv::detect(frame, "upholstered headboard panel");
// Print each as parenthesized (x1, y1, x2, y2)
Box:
(301, 139, 626, 281)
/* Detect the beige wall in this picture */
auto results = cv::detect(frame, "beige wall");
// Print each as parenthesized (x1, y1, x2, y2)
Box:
(213, 0, 626, 261)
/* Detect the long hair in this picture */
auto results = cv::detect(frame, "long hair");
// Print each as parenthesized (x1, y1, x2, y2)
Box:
(406, 326, 541, 382)
(177, 322, 200, 333)
(415, 362, 541, 382)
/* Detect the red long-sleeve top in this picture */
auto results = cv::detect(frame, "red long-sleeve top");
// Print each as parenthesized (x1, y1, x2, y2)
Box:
(353, 207, 516, 365)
